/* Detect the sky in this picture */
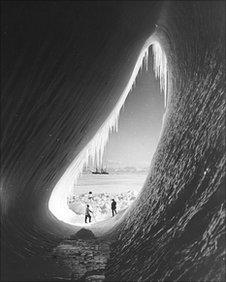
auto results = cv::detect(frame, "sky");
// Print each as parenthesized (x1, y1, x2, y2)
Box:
(103, 53, 165, 169)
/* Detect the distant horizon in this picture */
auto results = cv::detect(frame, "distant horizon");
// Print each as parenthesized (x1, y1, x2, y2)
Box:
(83, 165, 149, 173)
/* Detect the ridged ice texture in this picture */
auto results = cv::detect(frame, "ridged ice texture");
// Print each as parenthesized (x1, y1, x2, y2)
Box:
(48, 35, 168, 224)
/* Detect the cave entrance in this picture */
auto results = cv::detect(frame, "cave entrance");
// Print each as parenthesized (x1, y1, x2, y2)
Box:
(48, 38, 168, 227)
(66, 48, 165, 226)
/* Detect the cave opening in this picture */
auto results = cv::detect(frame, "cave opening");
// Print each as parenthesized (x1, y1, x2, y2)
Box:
(48, 38, 169, 228)
(67, 53, 164, 226)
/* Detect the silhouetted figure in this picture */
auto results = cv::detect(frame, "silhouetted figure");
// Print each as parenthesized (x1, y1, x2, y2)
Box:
(85, 204, 92, 223)
(88, 191, 93, 200)
(111, 199, 117, 217)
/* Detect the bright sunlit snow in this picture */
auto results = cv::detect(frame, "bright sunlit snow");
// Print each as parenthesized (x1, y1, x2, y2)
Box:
(67, 189, 138, 225)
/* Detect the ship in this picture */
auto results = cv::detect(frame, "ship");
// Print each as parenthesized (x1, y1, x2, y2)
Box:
(92, 166, 109, 175)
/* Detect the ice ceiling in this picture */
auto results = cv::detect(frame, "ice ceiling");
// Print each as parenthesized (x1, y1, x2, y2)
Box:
(48, 35, 169, 226)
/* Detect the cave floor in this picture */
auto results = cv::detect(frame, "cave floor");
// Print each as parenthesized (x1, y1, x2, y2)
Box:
(4, 237, 111, 281)
(45, 238, 111, 281)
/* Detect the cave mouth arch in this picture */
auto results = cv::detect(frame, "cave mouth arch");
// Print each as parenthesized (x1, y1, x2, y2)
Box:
(48, 34, 169, 228)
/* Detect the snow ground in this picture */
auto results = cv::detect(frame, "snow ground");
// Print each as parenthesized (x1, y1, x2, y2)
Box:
(67, 190, 137, 225)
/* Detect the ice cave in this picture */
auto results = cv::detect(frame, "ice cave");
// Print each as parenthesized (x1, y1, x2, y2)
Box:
(48, 41, 167, 227)
(1, 1, 225, 281)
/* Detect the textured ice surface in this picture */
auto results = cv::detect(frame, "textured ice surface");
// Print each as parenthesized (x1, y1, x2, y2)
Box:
(2, 2, 225, 281)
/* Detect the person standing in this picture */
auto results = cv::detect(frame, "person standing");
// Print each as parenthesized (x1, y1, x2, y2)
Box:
(111, 199, 117, 217)
(85, 204, 92, 223)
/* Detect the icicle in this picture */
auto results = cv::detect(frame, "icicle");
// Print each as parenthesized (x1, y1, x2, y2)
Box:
(152, 42, 168, 108)
(48, 34, 169, 224)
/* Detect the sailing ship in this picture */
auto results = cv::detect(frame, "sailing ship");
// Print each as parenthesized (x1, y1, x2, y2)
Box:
(92, 166, 109, 175)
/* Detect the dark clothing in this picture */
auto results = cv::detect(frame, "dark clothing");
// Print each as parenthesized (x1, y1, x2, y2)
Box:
(85, 207, 91, 216)
(111, 201, 116, 210)
(112, 209, 117, 217)
(85, 206, 92, 223)
(111, 200, 117, 217)
(85, 214, 91, 223)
